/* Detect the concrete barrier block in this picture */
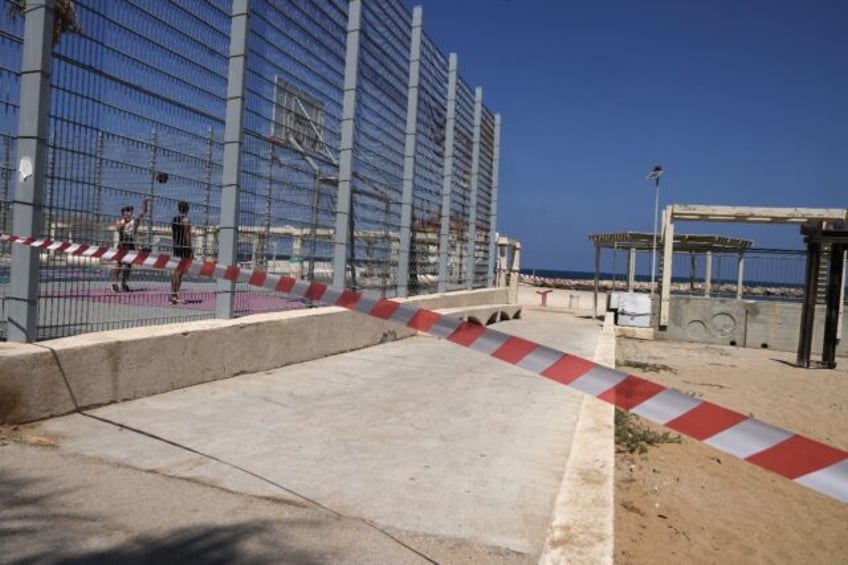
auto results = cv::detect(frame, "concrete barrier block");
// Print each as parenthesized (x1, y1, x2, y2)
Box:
(0, 289, 507, 424)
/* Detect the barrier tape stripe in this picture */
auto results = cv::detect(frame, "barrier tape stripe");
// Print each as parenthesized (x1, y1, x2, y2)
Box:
(2, 233, 846, 504)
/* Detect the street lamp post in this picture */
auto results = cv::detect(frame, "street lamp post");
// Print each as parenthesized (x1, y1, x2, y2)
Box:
(646, 165, 663, 296)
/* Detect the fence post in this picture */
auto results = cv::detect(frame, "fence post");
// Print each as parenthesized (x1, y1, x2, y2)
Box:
(216, 0, 250, 319)
(332, 0, 362, 290)
(487, 114, 501, 287)
(509, 241, 521, 304)
(397, 6, 422, 298)
(8, 0, 55, 343)
(496, 235, 508, 287)
(465, 87, 482, 290)
(438, 53, 458, 293)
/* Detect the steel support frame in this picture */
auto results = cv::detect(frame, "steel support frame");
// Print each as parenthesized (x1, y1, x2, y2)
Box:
(397, 6, 422, 298)
(332, 0, 362, 290)
(216, 0, 250, 319)
(486, 114, 502, 287)
(8, 0, 55, 342)
(437, 53, 458, 293)
(465, 87, 483, 290)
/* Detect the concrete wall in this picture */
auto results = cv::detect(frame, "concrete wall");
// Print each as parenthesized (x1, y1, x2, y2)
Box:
(0, 288, 509, 424)
(657, 295, 847, 355)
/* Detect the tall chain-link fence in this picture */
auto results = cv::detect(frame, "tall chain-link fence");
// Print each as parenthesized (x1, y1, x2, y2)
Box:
(0, 0, 502, 342)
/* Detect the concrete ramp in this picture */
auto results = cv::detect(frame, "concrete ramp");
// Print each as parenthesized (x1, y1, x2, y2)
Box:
(27, 310, 605, 560)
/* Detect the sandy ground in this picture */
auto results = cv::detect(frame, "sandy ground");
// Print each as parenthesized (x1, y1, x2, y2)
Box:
(613, 337, 848, 565)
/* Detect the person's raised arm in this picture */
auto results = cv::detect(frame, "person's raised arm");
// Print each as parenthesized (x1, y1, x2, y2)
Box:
(137, 197, 150, 221)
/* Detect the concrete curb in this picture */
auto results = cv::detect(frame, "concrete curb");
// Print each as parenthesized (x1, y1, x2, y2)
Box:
(538, 312, 616, 564)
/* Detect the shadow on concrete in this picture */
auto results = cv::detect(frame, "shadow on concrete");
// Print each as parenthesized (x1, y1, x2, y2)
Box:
(0, 469, 328, 565)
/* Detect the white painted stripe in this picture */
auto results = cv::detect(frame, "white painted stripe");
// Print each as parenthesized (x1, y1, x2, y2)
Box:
(794, 459, 848, 504)
(428, 314, 462, 339)
(319, 287, 342, 305)
(65, 244, 81, 254)
(630, 389, 703, 424)
(46, 241, 63, 251)
(289, 279, 311, 299)
(263, 274, 282, 291)
(82, 246, 100, 257)
(467, 329, 510, 355)
(387, 303, 419, 326)
(705, 418, 794, 459)
(101, 250, 118, 260)
(353, 294, 380, 314)
(570, 365, 627, 398)
(517, 345, 562, 374)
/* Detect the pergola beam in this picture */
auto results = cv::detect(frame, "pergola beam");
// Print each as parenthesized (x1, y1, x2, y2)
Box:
(669, 204, 847, 224)
(659, 204, 848, 327)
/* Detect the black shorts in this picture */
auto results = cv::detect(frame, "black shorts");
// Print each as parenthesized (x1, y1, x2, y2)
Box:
(174, 247, 192, 259)
(118, 242, 135, 266)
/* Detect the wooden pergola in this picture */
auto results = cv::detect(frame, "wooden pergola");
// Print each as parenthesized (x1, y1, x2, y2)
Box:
(797, 220, 848, 368)
(587, 231, 753, 317)
(658, 205, 848, 326)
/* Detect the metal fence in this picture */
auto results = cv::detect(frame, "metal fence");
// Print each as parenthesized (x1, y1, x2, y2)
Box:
(601, 247, 812, 302)
(0, 0, 502, 342)
(660, 248, 807, 301)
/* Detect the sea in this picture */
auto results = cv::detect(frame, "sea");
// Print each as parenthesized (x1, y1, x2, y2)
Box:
(520, 268, 804, 289)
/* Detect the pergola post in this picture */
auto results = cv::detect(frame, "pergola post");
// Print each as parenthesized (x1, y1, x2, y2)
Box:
(736, 252, 745, 299)
(822, 243, 845, 368)
(593, 245, 601, 318)
(627, 247, 636, 291)
(704, 251, 713, 297)
(796, 238, 821, 368)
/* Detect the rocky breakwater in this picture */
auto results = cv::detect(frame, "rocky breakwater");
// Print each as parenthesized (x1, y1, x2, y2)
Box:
(519, 274, 804, 299)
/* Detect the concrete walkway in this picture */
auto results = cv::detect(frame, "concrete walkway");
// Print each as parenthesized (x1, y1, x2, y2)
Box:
(1, 302, 610, 563)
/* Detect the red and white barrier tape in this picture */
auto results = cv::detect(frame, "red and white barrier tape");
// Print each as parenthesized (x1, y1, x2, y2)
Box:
(2, 233, 846, 504)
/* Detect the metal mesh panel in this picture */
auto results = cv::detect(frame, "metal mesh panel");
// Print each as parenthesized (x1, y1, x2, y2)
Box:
(474, 106, 496, 287)
(410, 32, 448, 295)
(0, 0, 24, 338)
(447, 77, 475, 290)
(20, 0, 232, 339)
(1, 0, 502, 342)
(239, 0, 347, 306)
(346, 0, 410, 295)
(667, 248, 809, 301)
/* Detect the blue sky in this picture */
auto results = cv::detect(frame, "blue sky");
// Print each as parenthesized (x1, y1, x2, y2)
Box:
(407, 0, 847, 271)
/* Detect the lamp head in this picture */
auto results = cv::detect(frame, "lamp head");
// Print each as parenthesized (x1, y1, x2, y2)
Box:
(646, 165, 663, 181)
